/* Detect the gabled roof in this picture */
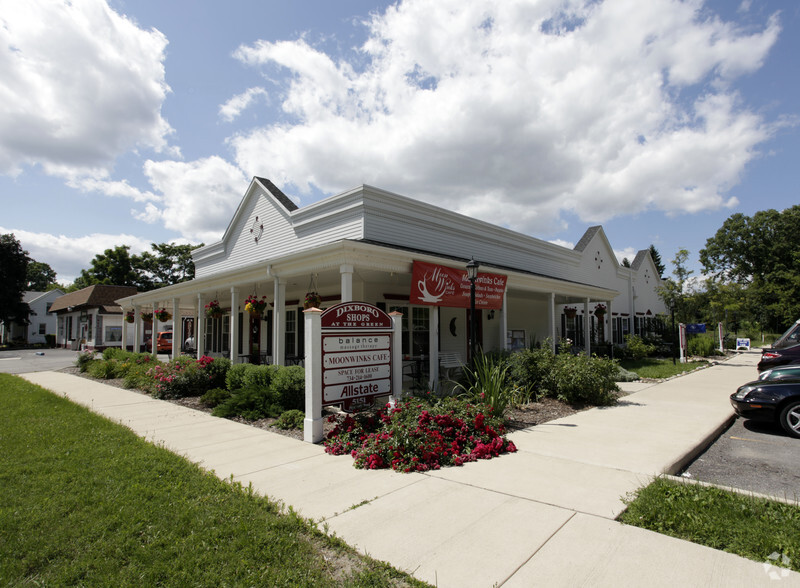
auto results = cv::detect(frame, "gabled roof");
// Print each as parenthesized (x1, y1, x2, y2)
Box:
(573, 226, 603, 253)
(49, 285, 138, 313)
(254, 177, 298, 212)
(23, 289, 64, 304)
(631, 250, 649, 271)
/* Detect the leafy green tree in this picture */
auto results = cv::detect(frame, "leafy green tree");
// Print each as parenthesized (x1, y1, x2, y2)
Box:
(0, 234, 32, 329)
(700, 206, 800, 330)
(26, 261, 58, 291)
(73, 245, 140, 289)
(136, 243, 200, 289)
(658, 249, 693, 324)
(621, 257, 631, 268)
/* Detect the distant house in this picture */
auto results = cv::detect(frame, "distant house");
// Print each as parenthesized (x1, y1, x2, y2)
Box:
(49, 285, 138, 351)
(0, 289, 63, 345)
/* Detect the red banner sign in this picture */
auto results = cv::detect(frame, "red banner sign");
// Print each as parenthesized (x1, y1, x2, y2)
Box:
(410, 261, 507, 309)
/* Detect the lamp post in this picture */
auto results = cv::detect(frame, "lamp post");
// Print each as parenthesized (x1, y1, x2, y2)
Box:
(466, 257, 480, 370)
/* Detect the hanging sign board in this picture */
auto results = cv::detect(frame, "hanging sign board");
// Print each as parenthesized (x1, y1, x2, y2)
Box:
(409, 260, 507, 309)
(320, 302, 393, 409)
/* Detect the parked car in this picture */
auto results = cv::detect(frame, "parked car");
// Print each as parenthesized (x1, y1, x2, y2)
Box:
(730, 379, 800, 438)
(758, 364, 800, 381)
(757, 319, 800, 372)
(144, 331, 173, 353)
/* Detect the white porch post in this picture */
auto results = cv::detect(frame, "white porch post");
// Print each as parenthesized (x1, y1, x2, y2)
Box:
(230, 287, 239, 363)
(548, 292, 556, 352)
(606, 299, 613, 345)
(340, 264, 353, 302)
(133, 307, 141, 352)
(273, 278, 285, 366)
(172, 298, 180, 359)
(150, 302, 157, 358)
(390, 311, 403, 406)
(121, 313, 128, 352)
(584, 298, 591, 356)
(501, 290, 509, 351)
(197, 294, 205, 358)
(429, 306, 439, 387)
(303, 308, 323, 443)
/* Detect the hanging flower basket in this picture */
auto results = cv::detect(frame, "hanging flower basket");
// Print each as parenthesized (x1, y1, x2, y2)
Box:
(304, 291, 322, 310)
(594, 304, 607, 317)
(124, 311, 135, 323)
(140, 311, 153, 323)
(205, 300, 223, 319)
(564, 306, 577, 319)
(245, 295, 268, 317)
(155, 308, 172, 322)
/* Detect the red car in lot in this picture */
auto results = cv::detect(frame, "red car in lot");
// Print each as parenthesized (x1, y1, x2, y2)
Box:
(144, 331, 173, 353)
(757, 319, 800, 372)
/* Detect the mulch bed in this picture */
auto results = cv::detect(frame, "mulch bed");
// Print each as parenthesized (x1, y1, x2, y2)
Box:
(59, 366, 592, 441)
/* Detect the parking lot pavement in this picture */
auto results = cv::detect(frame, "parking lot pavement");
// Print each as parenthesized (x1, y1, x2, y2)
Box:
(681, 416, 800, 502)
(0, 348, 83, 374)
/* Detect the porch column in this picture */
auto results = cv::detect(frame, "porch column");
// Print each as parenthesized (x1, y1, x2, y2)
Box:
(121, 313, 128, 352)
(230, 287, 240, 363)
(340, 264, 354, 302)
(151, 303, 158, 358)
(133, 307, 140, 352)
(584, 298, 591, 356)
(606, 299, 613, 345)
(548, 293, 556, 352)
(273, 278, 285, 366)
(429, 306, 439, 386)
(197, 294, 205, 358)
(500, 290, 509, 351)
(172, 298, 180, 359)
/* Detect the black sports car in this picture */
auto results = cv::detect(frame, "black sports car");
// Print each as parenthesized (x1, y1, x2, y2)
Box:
(730, 379, 800, 438)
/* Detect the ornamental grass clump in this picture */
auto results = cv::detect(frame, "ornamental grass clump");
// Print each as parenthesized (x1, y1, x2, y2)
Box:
(324, 397, 517, 472)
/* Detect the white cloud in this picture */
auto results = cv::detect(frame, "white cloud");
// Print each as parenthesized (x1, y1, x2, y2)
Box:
(229, 0, 782, 236)
(0, 0, 173, 178)
(219, 87, 269, 122)
(2, 226, 153, 285)
(137, 156, 249, 243)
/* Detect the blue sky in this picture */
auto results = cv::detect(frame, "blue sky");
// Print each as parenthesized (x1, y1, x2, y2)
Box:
(1, 0, 797, 285)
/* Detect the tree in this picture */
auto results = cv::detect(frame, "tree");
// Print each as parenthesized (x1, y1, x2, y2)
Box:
(0, 234, 32, 329)
(74, 245, 140, 290)
(26, 261, 58, 291)
(621, 257, 631, 268)
(649, 244, 666, 279)
(658, 249, 693, 324)
(136, 243, 200, 289)
(700, 206, 800, 330)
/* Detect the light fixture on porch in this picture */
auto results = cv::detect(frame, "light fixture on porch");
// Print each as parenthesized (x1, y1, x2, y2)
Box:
(466, 257, 479, 370)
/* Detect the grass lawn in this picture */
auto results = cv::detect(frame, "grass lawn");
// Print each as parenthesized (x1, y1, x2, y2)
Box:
(618, 478, 800, 572)
(619, 357, 709, 379)
(0, 374, 427, 587)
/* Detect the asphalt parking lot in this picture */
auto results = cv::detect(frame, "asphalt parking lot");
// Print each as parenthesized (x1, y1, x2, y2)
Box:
(682, 415, 800, 501)
(0, 348, 83, 374)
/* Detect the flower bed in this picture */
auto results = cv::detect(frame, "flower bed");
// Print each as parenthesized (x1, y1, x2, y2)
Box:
(324, 397, 517, 472)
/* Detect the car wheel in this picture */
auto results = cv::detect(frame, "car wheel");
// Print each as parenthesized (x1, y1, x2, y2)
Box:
(779, 400, 800, 438)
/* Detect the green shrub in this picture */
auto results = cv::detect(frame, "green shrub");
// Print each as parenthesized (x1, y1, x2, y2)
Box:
(454, 352, 514, 417)
(225, 363, 251, 391)
(102, 347, 129, 361)
(274, 409, 305, 430)
(75, 351, 95, 372)
(243, 364, 276, 389)
(688, 335, 717, 357)
(271, 366, 305, 411)
(507, 344, 555, 396)
(625, 334, 656, 360)
(200, 387, 231, 408)
(544, 353, 619, 406)
(212, 385, 282, 420)
(203, 356, 230, 389)
(87, 359, 119, 380)
(146, 357, 219, 399)
(614, 364, 640, 382)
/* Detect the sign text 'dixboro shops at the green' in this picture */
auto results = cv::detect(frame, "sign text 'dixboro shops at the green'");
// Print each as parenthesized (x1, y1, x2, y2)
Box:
(320, 303, 393, 410)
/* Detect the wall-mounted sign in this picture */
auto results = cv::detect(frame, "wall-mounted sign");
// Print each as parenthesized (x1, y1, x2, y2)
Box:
(410, 260, 507, 309)
(320, 303, 393, 409)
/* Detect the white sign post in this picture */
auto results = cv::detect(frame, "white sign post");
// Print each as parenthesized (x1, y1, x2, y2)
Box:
(678, 323, 687, 363)
(303, 302, 401, 443)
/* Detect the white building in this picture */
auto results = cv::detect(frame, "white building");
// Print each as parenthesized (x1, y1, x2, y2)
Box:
(117, 178, 667, 382)
(0, 289, 63, 345)
(50, 285, 139, 351)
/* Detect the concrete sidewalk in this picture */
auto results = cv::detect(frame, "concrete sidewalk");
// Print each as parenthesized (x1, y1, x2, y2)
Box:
(21, 351, 800, 587)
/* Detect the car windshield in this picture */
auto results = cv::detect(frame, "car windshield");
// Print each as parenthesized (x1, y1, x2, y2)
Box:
(772, 320, 800, 349)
